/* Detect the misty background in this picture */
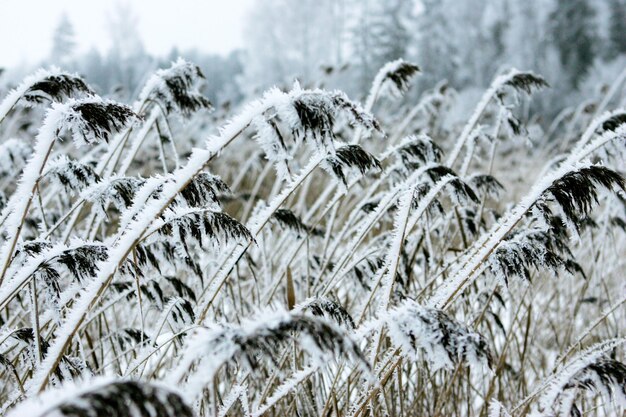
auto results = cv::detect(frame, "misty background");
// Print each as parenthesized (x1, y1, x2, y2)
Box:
(1, 0, 625, 120)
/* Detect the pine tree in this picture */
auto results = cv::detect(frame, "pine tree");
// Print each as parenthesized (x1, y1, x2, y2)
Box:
(369, 0, 413, 68)
(549, 0, 598, 87)
(415, 0, 459, 88)
(349, 0, 413, 93)
(349, 0, 376, 92)
(50, 14, 76, 63)
(608, 0, 626, 58)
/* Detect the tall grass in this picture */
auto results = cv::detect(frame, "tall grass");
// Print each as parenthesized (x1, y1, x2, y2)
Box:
(0, 59, 624, 416)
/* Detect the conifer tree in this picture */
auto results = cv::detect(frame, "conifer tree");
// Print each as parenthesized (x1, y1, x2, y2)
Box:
(549, 0, 598, 87)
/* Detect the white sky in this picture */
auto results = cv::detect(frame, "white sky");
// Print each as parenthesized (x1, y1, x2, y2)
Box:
(0, 0, 254, 67)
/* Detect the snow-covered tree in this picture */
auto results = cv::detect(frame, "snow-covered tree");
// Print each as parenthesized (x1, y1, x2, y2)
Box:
(50, 14, 76, 64)
(414, 0, 460, 88)
(607, 0, 626, 58)
(549, 0, 598, 87)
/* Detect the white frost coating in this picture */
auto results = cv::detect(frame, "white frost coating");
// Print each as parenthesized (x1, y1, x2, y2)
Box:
(0, 67, 65, 122)
(136, 60, 183, 105)
(352, 58, 417, 144)
(322, 162, 437, 295)
(251, 366, 317, 416)
(7, 376, 115, 417)
(533, 338, 626, 415)
(570, 108, 625, 156)
(488, 399, 512, 417)
(0, 139, 32, 224)
(0, 139, 31, 176)
(376, 185, 414, 314)
(123, 327, 195, 378)
(116, 175, 167, 231)
(171, 308, 326, 399)
(42, 155, 99, 197)
(378, 175, 456, 315)
(364, 58, 416, 111)
(251, 114, 292, 180)
(94, 61, 199, 176)
(219, 384, 251, 417)
(27, 84, 377, 394)
(429, 125, 625, 310)
(195, 152, 324, 319)
(0, 101, 72, 282)
(379, 300, 491, 370)
(446, 68, 524, 168)
(459, 126, 486, 176)
(117, 107, 161, 175)
(389, 81, 448, 142)
(143, 206, 222, 238)
(0, 240, 95, 310)
(7, 376, 190, 417)
(406, 177, 456, 233)
(171, 305, 364, 404)
(56, 97, 137, 147)
(25, 87, 294, 395)
(136, 57, 204, 112)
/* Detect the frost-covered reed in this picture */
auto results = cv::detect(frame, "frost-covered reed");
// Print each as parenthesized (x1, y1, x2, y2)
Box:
(0, 58, 624, 416)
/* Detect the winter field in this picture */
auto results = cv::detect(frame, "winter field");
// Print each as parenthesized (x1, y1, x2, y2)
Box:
(0, 2, 625, 417)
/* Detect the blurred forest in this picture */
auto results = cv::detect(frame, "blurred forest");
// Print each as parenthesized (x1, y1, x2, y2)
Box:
(3, 0, 626, 120)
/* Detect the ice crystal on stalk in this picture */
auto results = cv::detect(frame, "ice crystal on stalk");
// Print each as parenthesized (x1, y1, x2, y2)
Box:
(280, 85, 380, 152)
(177, 308, 368, 396)
(155, 208, 252, 256)
(82, 176, 146, 213)
(7, 378, 193, 417)
(251, 114, 292, 179)
(0, 139, 31, 177)
(44, 156, 100, 195)
(138, 58, 213, 117)
(322, 144, 381, 186)
(393, 134, 443, 166)
(371, 59, 421, 100)
(56, 97, 138, 146)
(538, 341, 626, 417)
(21, 72, 93, 104)
(383, 300, 493, 370)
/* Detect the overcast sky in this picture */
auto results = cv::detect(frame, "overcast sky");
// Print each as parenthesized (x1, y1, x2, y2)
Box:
(0, 0, 254, 68)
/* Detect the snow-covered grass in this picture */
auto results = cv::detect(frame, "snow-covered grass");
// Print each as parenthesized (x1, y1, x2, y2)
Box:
(0, 59, 624, 417)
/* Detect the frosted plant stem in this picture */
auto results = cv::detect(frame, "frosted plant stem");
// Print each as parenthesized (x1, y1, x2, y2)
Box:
(511, 338, 626, 414)
(363, 176, 455, 365)
(554, 292, 626, 370)
(251, 366, 318, 417)
(0, 132, 56, 285)
(27, 90, 295, 394)
(66, 108, 161, 242)
(196, 154, 324, 322)
(428, 126, 625, 310)
(117, 108, 160, 175)
(0, 68, 69, 125)
(320, 164, 436, 296)
(594, 67, 626, 118)
(29, 278, 42, 364)
(446, 69, 526, 168)
(40, 199, 84, 239)
(570, 108, 625, 157)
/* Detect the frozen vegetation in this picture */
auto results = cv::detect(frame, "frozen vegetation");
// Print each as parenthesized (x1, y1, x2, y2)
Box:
(0, 0, 625, 416)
